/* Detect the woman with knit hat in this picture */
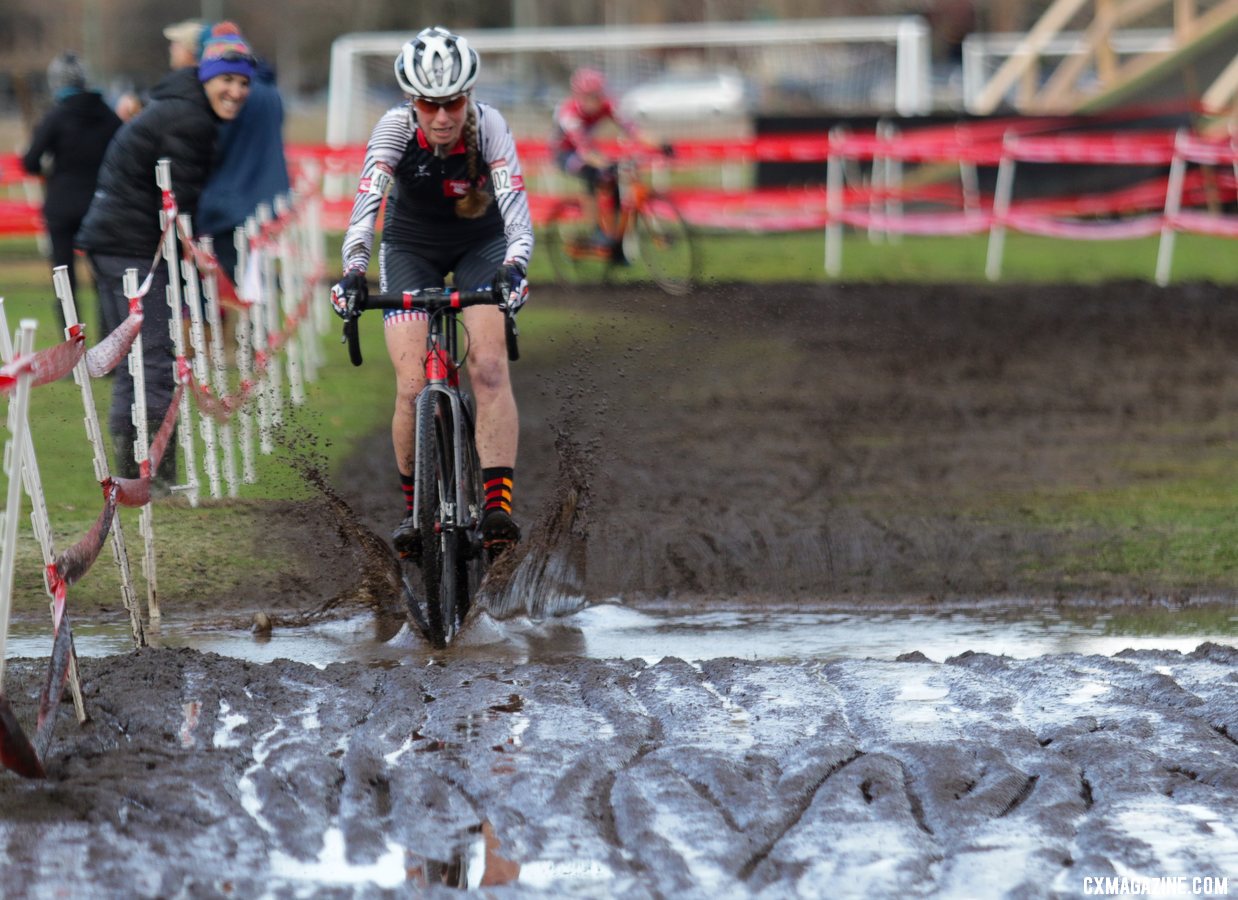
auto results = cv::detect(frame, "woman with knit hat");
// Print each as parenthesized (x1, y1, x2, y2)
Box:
(76, 22, 255, 490)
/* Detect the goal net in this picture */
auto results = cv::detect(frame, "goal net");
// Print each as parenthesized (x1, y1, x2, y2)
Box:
(326, 18, 932, 147)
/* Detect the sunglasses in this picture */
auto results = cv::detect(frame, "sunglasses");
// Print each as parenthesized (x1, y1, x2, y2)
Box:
(413, 94, 469, 116)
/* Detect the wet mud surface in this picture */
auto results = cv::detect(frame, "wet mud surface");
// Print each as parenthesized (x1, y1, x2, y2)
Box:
(4, 282, 1238, 894)
(2, 643, 1235, 895)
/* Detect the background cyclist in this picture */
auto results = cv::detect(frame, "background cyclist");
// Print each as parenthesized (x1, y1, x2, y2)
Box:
(551, 67, 659, 264)
(332, 25, 533, 554)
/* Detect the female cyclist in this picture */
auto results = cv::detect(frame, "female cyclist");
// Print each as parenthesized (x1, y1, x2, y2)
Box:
(331, 26, 533, 554)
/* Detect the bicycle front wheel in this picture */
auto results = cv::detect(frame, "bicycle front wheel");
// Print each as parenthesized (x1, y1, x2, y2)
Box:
(415, 389, 459, 647)
(634, 194, 697, 296)
(545, 198, 612, 287)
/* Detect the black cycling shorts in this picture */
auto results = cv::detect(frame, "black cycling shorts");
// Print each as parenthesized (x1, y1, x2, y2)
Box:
(378, 235, 506, 323)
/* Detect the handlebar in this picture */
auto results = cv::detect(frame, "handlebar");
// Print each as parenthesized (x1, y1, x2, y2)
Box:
(341, 286, 519, 367)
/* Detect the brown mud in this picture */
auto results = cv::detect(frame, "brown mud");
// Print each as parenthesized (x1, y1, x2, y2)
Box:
(326, 280, 1238, 610)
(2, 281, 1237, 896)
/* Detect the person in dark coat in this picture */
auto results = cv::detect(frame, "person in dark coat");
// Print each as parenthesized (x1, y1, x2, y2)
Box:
(21, 52, 121, 325)
(75, 22, 254, 487)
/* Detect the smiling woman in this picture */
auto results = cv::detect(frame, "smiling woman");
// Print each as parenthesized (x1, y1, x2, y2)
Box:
(203, 72, 252, 121)
(73, 21, 256, 491)
(198, 23, 256, 121)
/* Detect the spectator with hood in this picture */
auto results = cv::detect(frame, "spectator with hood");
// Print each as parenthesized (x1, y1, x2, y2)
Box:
(75, 22, 255, 490)
(21, 52, 122, 325)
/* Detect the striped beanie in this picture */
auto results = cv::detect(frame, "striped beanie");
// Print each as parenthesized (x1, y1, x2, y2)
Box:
(197, 22, 255, 83)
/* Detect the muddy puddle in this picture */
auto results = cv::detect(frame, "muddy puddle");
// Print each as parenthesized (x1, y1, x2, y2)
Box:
(6, 601, 1236, 668)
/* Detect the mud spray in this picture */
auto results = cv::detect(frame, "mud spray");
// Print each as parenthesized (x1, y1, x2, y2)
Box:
(270, 420, 593, 639)
(473, 425, 593, 622)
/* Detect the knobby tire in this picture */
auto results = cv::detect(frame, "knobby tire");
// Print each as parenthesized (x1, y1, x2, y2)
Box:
(415, 390, 457, 647)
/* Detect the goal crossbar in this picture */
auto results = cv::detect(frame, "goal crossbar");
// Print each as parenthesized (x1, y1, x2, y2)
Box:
(327, 17, 932, 145)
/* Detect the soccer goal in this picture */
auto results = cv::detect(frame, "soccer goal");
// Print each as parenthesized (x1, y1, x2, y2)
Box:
(325, 18, 933, 146)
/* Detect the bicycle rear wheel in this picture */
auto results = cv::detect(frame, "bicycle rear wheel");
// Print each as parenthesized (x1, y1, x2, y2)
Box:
(415, 389, 459, 647)
(634, 194, 697, 295)
(545, 198, 612, 287)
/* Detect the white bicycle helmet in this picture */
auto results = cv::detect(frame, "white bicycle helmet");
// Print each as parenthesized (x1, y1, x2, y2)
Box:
(394, 26, 480, 98)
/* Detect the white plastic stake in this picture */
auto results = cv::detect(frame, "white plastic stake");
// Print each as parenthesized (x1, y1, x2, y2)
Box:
(124, 269, 160, 624)
(824, 126, 845, 278)
(1155, 129, 1187, 287)
(156, 159, 199, 507)
(0, 298, 86, 719)
(275, 196, 306, 407)
(0, 320, 36, 693)
(249, 217, 273, 455)
(179, 215, 221, 499)
(200, 236, 239, 497)
(985, 135, 1016, 282)
(55, 270, 144, 647)
(235, 220, 258, 483)
(258, 203, 284, 437)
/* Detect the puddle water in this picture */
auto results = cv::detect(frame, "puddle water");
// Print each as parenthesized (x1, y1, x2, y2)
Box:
(4, 602, 1235, 668)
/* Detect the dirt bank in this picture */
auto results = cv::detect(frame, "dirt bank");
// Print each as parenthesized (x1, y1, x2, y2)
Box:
(328, 280, 1238, 607)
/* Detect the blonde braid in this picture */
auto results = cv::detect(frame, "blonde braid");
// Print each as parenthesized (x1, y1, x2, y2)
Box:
(455, 105, 492, 219)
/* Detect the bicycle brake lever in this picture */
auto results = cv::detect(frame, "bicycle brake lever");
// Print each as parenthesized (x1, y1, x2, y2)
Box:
(343, 315, 363, 366)
(504, 313, 520, 363)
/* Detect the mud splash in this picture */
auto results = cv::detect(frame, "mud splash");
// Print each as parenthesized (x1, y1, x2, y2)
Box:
(475, 426, 592, 622)
(278, 418, 596, 635)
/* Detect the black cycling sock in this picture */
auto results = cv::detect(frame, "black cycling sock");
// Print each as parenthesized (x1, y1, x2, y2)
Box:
(482, 466, 514, 516)
(399, 471, 415, 514)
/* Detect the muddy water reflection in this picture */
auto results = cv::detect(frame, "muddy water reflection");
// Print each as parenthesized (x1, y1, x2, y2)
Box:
(5, 602, 1235, 667)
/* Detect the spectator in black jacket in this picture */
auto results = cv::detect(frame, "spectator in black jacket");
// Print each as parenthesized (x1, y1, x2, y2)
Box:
(21, 52, 121, 326)
(75, 22, 255, 487)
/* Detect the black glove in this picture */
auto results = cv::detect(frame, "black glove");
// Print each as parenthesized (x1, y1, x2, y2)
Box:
(330, 270, 367, 319)
(660, 142, 675, 158)
(492, 262, 528, 313)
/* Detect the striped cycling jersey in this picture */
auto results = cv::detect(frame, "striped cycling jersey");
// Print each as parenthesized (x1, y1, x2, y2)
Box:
(341, 100, 533, 274)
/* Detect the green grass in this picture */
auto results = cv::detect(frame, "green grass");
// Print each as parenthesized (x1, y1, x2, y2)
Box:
(1001, 463, 1238, 590)
(729, 231, 1235, 284)
(528, 230, 1238, 286)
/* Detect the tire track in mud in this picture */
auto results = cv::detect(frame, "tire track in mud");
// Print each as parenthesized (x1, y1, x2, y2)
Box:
(1, 644, 1236, 895)
(736, 749, 866, 882)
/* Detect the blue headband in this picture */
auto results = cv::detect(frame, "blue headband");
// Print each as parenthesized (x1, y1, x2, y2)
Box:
(199, 55, 254, 83)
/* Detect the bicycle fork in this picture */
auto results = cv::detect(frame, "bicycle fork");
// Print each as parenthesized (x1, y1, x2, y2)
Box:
(412, 347, 482, 559)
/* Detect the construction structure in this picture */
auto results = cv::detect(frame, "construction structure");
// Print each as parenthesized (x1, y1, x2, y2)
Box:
(967, 0, 1238, 127)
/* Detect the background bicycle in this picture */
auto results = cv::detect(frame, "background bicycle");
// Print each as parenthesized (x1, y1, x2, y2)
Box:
(544, 150, 699, 296)
(342, 287, 518, 647)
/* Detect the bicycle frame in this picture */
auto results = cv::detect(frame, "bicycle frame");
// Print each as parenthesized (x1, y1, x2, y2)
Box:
(596, 157, 654, 247)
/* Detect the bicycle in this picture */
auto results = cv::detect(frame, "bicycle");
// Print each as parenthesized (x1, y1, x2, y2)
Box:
(341, 287, 519, 648)
(545, 151, 699, 296)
